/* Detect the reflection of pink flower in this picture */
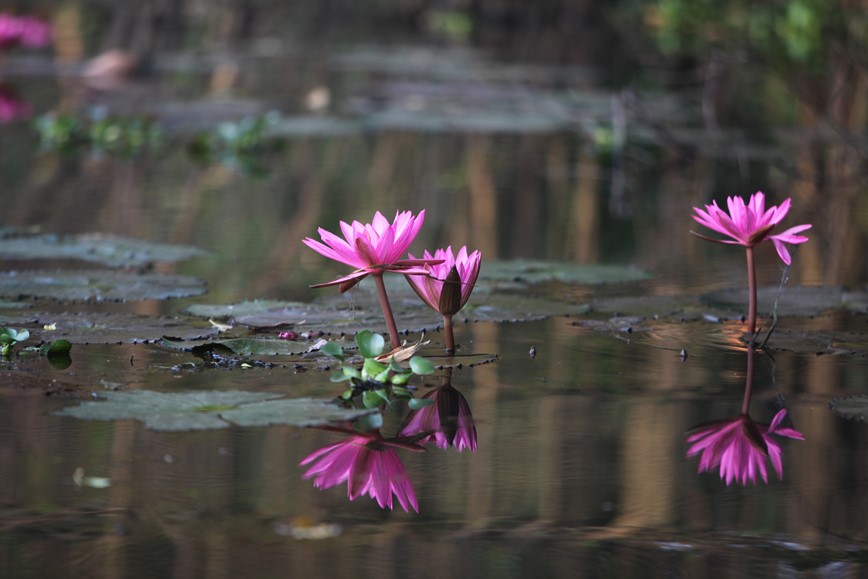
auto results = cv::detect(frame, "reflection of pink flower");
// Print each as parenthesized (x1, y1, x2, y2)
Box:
(686, 409, 804, 485)
(303, 210, 439, 292)
(0, 85, 31, 122)
(300, 432, 419, 512)
(406, 246, 482, 316)
(692, 191, 811, 265)
(398, 385, 477, 452)
(0, 14, 51, 49)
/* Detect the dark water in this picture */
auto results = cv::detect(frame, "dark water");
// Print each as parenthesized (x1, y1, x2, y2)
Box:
(2, 2, 868, 577)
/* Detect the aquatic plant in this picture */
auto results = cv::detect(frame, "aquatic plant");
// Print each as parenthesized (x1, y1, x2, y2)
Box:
(686, 409, 803, 485)
(322, 330, 435, 411)
(300, 431, 421, 512)
(0, 14, 51, 49)
(0, 327, 29, 356)
(406, 245, 481, 354)
(398, 380, 477, 452)
(303, 210, 441, 346)
(691, 191, 811, 338)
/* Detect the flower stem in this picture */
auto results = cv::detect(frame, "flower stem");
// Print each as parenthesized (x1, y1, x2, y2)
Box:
(741, 345, 755, 415)
(745, 246, 757, 338)
(373, 273, 401, 346)
(443, 314, 455, 355)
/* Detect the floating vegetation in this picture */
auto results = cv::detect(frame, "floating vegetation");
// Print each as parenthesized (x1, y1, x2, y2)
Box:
(36, 113, 163, 157)
(0, 233, 208, 268)
(829, 395, 868, 423)
(480, 260, 651, 286)
(0, 270, 207, 302)
(702, 286, 868, 317)
(56, 390, 377, 431)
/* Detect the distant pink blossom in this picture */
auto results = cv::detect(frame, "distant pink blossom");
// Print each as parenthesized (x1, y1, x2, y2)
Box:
(0, 14, 51, 49)
(303, 210, 440, 292)
(686, 409, 804, 486)
(691, 191, 811, 265)
(300, 432, 420, 512)
(406, 245, 482, 316)
(398, 385, 477, 452)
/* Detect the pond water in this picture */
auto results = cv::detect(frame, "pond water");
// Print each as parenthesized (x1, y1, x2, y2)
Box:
(2, 2, 868, 578)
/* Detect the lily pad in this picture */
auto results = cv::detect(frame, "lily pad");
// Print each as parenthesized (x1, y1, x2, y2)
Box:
(480, 260, 650, 286)
(0, 234, 208, 268)
(702, 286, 868, 317)
(57, 390, 376, 431)
(0, 312, 219, 344)
(163, 337, 316, 356)
(0, 270, 207, 302)
(829, 395, 868, 422)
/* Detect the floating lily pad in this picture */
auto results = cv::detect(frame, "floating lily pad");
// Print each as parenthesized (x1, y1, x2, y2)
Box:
(702, 286, 868, 317)
(185, 300, 308, 322)
(0, 270, 207, 302)
(0, 300, 31, 310)
(480, 260, 650, 286)
(0, 312, 219, 344)
(760, 329, 868, 356)
(0, 234, 208, 268)
(829, 395, 868, 422)
(163, 337, 316, 356)
(56, 390, 375, 431)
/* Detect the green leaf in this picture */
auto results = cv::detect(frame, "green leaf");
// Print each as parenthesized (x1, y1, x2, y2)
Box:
(330, 371, 351, 383)
(56, 390, 376, 431)
(342, 365, 361, 379)
(374, 367, 391, 382)
(356, 330, 385, 358)
(320, 341, 344, 360)
(353, 412, 383, 432)
(408, 398, 436, 410)
(390, 373, 411, 385)
(46, 339, 72, 357)
(362, 358, 388, 380)
(362, 390, 386, 409)
(409, 356, 435, 375)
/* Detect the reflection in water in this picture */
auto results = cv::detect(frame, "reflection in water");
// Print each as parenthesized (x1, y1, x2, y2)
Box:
(300, 428, 423, 513)
(398, 372, 478, 452)
(0, 83, 31, 122)
(686, 347, 804, 485)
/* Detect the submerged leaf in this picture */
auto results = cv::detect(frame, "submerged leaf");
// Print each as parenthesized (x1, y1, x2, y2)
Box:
(0, 270, 207, 302)
(57, 390, 376, 431)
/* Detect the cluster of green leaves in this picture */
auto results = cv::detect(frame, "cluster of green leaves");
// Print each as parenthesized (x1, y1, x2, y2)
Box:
(36, 113, 163, 156)
(321, 330, 436, 410)
(0, 327, 29, 356)
(187, 112, 286, 176)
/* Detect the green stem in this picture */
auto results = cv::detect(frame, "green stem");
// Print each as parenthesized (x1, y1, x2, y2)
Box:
(443, 314, 455, 355)
(373, 274, 401, 347)
(746, 246, 757, 338)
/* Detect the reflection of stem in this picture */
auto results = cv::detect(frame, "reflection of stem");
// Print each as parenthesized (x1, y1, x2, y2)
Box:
(443, 314, 455, 355)
(373, 274, 400, 346)
(741, 346, 755, 415)
(746, 246, 757, 337)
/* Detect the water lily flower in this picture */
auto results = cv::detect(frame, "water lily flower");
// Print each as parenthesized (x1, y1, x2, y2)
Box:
(691, 191, 811, 265)
(691, 192, 811, 338)
(303, 210, 441, 346)
(300, 432, 420, 512)
(406, 245, 481, 353)
(686, 409, 804, 486)
(0, 14, 51, 49)
(398, 384, 477, 452)
(0, 84, 31, 123)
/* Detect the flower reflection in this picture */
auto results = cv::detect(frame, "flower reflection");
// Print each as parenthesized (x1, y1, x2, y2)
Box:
(300, 430, 421, 512)
(686, 409, 804, 485)
(0, 84, 31, 123)
(686, 347, 804, 485)
(398, 382, 477, 452)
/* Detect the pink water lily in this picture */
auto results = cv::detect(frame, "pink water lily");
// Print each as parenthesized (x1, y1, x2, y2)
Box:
(0, 14, 51, 49)
(692, 191, 811, 266)
(691, 192, 811, 338)
(406, 245, 481, 353)
(398, 384, 477, 452)
(300, 432, 420, 512)
(686, 409, 804, 486)
(303, 210, 441, 346)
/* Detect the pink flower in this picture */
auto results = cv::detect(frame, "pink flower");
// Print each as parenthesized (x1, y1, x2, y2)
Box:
(300, 432, 420, 512)
(406, 245, 482, 317)
(686, 409, 804, 485)
(691, 191, 811, 265)
(0, 14, 51, 49)
(303, 210, 439, 292)
(398, 385, 477, 452)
